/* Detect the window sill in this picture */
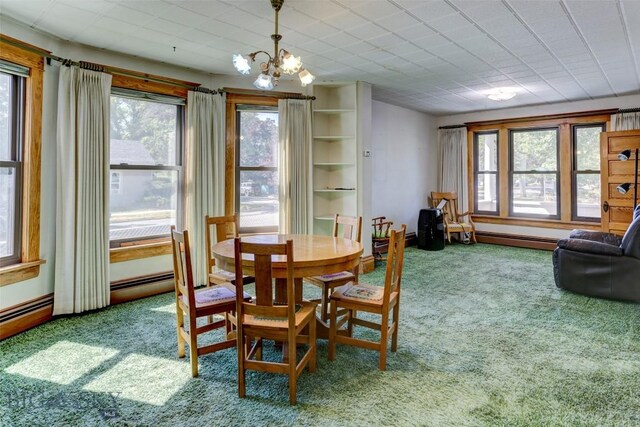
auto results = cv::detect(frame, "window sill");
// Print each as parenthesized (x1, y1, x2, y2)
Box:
(472, 215, 600, 230)
(110, 241, 172, 263)
(0, 260, 45, 287)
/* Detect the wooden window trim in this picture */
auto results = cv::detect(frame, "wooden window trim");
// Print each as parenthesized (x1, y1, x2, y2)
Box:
(473, 130, 499, 215)
(0, 37, 45, 285)
(571, 123, 606, 223)
(225, 92, 279, 217)
(467, 111, 611, 229)
(109, 71, 190, 260)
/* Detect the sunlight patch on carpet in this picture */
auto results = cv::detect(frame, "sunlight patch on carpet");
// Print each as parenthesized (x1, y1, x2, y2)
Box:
(149, 303, 176, 314)
(4, 341, 118, 385)
(83, 354, 189, 406)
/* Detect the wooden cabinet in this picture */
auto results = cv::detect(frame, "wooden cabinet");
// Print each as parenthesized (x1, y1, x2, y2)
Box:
(311, 83, 359, 236)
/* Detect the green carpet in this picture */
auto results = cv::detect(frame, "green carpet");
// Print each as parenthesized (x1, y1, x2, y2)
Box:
(1, 244, 639, 426)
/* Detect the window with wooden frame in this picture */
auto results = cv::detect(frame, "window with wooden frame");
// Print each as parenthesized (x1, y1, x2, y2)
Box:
(108, 88, 184, 248)
(0, 36, 44, 286)
(572, 123, 605, 221)
(509, 127, 560, 219)
(473, 131, 499, 215)
(225, 93, 279, 234)
(467, 110, 612, 231)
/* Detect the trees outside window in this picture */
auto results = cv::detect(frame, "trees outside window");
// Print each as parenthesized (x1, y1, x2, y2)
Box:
(109, 93, 183, 246)
(236, 108, 279, 233)
(573, 124, 605, 221)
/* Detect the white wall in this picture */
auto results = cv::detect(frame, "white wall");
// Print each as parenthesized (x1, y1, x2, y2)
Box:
(436, 93, 640, 239)
(0, 17, 305, 310)
(371, 100, 437, 234)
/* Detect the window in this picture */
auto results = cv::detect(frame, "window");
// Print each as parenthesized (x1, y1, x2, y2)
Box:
(509, 128, 560, 219)
(0, 70, 24, 267)
(474, 131, 499, 215)
(573, 124, 605, 221)
(109, 90, 184, 246)
(235, 107, 279, 233)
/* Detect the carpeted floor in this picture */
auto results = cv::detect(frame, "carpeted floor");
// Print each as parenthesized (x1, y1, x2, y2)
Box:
(1, 244, 639, 426)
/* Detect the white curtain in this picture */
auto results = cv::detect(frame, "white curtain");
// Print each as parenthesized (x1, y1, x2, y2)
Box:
(54, 66, 112, 315)
(438, 127, 469, 213)
(611, 111, 640, 130)
(185, 91, 226, 286)
(278, 99, 313, 234)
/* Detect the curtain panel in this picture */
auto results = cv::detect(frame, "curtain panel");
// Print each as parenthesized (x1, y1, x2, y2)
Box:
(438, 127, 469, 213)
(54, 66, 112, 315)
(611, 111, 640, 131)
(278, 99, 313, 234)
(185, 91, 226, 286)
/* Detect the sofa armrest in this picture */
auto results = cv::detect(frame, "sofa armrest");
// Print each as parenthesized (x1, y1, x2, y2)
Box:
(557, 239, 624, 257)
(568, 230, 622, 246)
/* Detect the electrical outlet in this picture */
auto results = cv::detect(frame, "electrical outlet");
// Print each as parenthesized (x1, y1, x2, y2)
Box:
(363, 150, 371, 157)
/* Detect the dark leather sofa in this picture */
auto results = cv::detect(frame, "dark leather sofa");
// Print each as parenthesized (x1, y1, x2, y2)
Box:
(552, 205, 640, 302)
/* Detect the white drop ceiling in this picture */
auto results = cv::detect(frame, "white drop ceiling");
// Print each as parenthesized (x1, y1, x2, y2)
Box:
(1, 0, 638, 115)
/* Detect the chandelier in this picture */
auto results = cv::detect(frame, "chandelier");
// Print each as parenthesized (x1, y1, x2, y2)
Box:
(232, 0, 314, 90)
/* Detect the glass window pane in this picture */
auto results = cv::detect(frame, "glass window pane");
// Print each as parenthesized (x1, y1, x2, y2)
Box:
(0, 73, 11, 161)
(239, 170, 279, 231)
(575, 126, 602, 171)
(109, 170, 178, 241)
(576, 174, 601, 219)
(512, 129, 557, 171)
(477, 173, 497, 212)
(0, 166, 17, 257)
(512, 173, 557, 216)
(476, 133, 497, 171)
(110, 96, 177, 166)
(239, 110, 278, 168)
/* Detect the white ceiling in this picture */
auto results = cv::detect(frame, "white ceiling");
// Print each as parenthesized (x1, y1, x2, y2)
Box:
(1, 0, 639, 115)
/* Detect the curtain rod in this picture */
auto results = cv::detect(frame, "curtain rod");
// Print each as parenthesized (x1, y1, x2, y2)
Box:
(219, 87, 315, 100)
(617, 107, 640, 113)
(438, 124, 466, 129)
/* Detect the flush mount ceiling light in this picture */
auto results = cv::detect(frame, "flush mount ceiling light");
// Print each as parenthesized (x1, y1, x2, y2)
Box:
(232, 0, 314, 90)
(487, 88, 517, 101)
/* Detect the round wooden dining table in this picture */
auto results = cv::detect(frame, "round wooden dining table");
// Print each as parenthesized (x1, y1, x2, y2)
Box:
(211, 234, 363, 338)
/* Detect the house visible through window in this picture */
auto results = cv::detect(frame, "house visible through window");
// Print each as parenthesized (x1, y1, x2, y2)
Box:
(0, 69, 25, 267)
(573, 124, 605, 221)
(109, 89, 184, 246)
(510, 128, 560, 219)
(236, 106, 279, 233)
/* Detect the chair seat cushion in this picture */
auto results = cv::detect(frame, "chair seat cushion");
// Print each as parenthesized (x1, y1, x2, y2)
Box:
(447, 222, 472, 231)
(184, 283, 251, 309)
(312, 271, 355, 283)
(244, 301, 316, 329)
(333, 282, 384, 302)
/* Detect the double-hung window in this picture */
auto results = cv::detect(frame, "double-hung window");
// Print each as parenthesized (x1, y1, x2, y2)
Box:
(510, 128, 560, 219)
(0, 63, 26, 267)
(235, 106, 279, 233)
(572, 124, 605, 221)
(109, 88, 184, 246)
(473, 131, 499, 215)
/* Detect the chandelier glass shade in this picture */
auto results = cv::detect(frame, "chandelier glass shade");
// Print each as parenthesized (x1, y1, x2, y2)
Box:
(232, 0, 314, 90)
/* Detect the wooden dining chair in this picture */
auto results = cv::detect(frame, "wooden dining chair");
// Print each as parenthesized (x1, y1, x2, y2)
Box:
(232, 237, 317, 405)
(170, 226, 251, 377)
(372, 216, 394, 261)
(304, 214, 363, 322)
(431, 192, 476, 244)
(205, 214, 254, 286)
(328, 224, 407, 371)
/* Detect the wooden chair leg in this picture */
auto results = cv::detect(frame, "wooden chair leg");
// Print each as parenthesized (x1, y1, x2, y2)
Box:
(391, 303, 400, 352)
(309, 316, 317, 373)
(288, 329, 297, 405)
(188, 317, 199, 377)
(320, 286, 329, 322)
(176, 303, 185, 358)
(237, 328, 246, 398)
(328, 300, 337, 361)
(347, 309, 354, 337)
(256, 338, 263, 361)
(379, 311, 389, 371)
